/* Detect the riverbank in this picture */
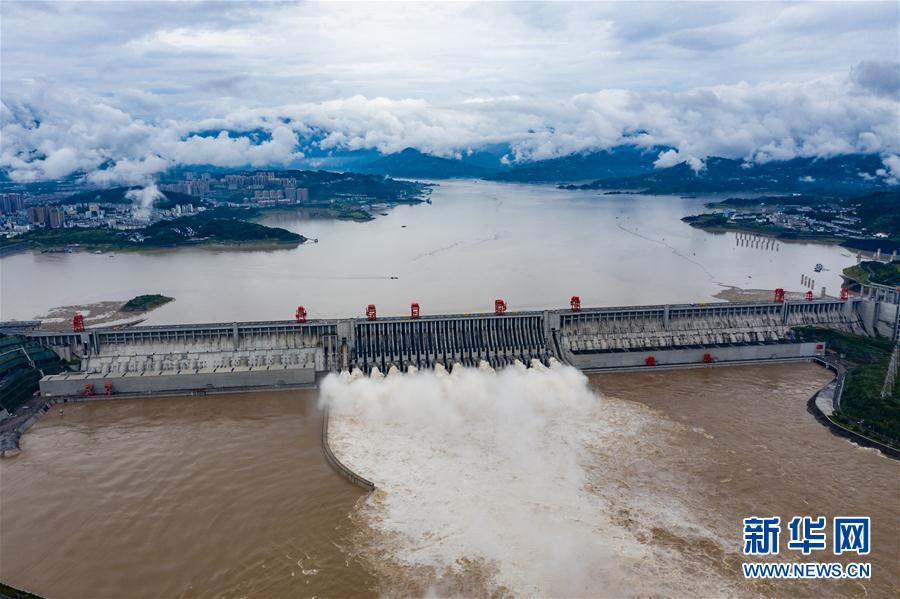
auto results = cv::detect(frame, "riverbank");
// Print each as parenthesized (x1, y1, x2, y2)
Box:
(33, 296, 173, 330)
(682, 213, 846, 244)
(842, 260, 900, 287)
(795, 328, 900, 451)
(807, 357, 900, 459)
(713, 285, 811, 302)
(682, 213, 900, 254)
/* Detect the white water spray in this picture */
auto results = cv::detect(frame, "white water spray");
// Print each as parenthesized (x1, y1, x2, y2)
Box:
(323, 361, 739, 597)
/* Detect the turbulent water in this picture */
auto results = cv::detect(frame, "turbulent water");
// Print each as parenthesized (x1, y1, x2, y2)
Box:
(325, 361, 737, 597)
(2, 364, 897, 598)
(326, 362, 899, 598)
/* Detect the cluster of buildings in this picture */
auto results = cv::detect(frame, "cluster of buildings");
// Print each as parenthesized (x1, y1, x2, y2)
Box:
(26, 205, 66, 228)
(0, 193, 205, 240)
(1, 192, 25, 214)
(722, 202, 868, 238)
(161, 171, 310, 206)
(0, 171, 314, 242)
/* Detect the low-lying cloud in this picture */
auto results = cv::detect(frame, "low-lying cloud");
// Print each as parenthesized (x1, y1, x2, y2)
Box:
(1, 62, 898, 184)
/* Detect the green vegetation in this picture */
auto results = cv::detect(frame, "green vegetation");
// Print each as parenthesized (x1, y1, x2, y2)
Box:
(680, 213, 840, 242)
(842, 261, 900, 287)
(279, 170, 427, 204)
(1, 210, 305, 252)
(706, 194, 831, 208)
(794, 328, 899, 447)
(0, 335, 67, 415)
(141, 212, 304, 246)
(684, 190, 900, 251)
(120, 294, 174, 312)
(335, 208, 374, 222)
(0, 582, 45, 599)
(854, 191, 900, 242)
(0, 226, 126, 250)
(565, 154, 888, 194)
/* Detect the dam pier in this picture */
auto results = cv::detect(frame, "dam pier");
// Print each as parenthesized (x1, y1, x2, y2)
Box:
(6, 291, 895, 398)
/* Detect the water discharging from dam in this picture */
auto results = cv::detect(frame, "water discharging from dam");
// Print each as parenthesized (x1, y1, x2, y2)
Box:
(2, 364, 896, 598)
(324, 361, 739, 597)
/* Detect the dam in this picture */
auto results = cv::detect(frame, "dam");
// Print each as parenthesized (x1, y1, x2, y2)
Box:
(11, 289, 896, 398)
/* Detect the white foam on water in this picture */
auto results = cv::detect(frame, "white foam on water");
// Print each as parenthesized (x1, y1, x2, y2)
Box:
(323, 360, 739, 597)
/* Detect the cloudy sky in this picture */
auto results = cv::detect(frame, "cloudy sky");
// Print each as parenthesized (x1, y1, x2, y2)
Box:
(1, 1, 899, 183)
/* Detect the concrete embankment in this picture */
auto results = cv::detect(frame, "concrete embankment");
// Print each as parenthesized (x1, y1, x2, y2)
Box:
(807, 358, 900, 460)
(321, 404, 375, 491)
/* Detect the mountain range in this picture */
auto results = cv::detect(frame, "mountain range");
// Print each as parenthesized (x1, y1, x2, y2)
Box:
(561, 154, 889, 194)
(346, 147, 893, 194)
(1, 142, 895, 196)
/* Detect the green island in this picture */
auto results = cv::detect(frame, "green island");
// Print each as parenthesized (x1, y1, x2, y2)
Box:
(120, 294, 174, 313)
(1, 209, 306, 252)
(795, 328, 900, 449)
(842, 260, 900, 287)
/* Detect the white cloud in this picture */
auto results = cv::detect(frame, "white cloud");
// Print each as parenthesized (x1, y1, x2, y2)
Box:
(881, 155, 900, 185)
(0, 2, 897, 184)
(125, 183, 164, 221)
(2, 66, 898, 184)
(87, 155, 171, 186)
(164, 127, 302, 168)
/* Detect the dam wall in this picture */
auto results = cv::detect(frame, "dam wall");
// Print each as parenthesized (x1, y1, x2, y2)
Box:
(39, 365, 316, 397)
(554, 298, 857, 370)
(562, 341, 824, 371)
(24, 296, 892, 397)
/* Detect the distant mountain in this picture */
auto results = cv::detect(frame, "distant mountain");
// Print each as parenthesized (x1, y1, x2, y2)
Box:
(565, 154, 891, 194)
(355, 148, 502, 178)
(355, 144, 670, 181)
(488, 145, 670, 183)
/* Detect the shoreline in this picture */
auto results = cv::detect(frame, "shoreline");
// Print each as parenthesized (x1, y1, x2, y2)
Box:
(807, 358, 900, 460)
(713, 285, 816, 303)
(32, 297, 173, 331)
(683, 219, 895, 255)
(0, 238, 306, 258)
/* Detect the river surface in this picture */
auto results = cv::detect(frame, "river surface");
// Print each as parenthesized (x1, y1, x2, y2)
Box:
(2, 364, 897, 598)
(0, 180, 854, 323)
(0, 391, 377, 598)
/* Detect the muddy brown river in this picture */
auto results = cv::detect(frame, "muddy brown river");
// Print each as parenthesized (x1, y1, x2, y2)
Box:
(1, 363, 897, 598)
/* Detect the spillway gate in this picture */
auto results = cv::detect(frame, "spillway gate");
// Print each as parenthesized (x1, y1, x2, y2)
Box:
(351, 312, 550, 372)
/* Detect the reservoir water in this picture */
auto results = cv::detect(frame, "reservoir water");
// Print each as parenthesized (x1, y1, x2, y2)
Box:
(2, 364, 897, 598)
(1, 180, 855, 323)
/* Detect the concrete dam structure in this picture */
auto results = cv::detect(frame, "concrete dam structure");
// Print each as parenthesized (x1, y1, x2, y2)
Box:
(17, 294, 895, 398)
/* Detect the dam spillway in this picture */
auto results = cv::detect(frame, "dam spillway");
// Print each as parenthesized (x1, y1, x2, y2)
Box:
(12, 294, 896, 398)
(354, 312, 549, 372)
